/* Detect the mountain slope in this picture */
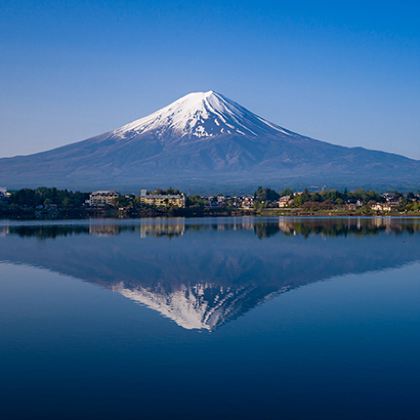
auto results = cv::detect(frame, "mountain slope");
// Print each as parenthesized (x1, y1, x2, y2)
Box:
(1, 90, 419, 191)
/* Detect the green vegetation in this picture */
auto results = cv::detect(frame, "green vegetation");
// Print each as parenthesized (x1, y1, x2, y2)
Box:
(0, 187, 89, 219)
(254, 186, 280, 203)
(253, 187, 420, 215)
(186, 195, 208, 208)
(149, 188, 182, 195)
(0, 186, 419, 220)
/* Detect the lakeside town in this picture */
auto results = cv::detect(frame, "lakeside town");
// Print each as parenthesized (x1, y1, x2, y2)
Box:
(1, 186, 420, 219)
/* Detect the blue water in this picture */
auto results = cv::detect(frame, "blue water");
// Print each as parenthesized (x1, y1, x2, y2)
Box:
(1, 217, 420, 419)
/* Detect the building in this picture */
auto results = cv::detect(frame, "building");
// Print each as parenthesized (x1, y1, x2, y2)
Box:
(278, 195, 293, 208)
(241, 196, 254, 209)
(216, 195, 226, 206)
(89, 191, 119, 207)
(371, 203, 392, 212)
(382, 192, 400, 203)
(139, 190, 185, 208)
(228, 196, 241, 208)
(207, 195, 227, 208)
(207, 196, 218, 208)
(345, 199, 363, 210)
(0, 187, 10, 200)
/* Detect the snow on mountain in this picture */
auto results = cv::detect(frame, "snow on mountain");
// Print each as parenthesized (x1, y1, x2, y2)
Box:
(112, 90, 292, 140)
(1, 89, 419, 190)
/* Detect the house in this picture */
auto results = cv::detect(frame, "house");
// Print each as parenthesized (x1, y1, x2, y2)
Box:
(216, 195, 226, 206)
(241, 196, 254, 209)
(382, 192, 400, 203)
(345, 199, 363, 210)
(207, 196, 218, 208)
(89, 191, 119, 207)
(207, 195, 227, 208)
(278, 195, 292, 208)
(371, 203, 392, 212)
(0, 187, 10, 200)
(139, 190, 185, 208)
(228, 196, 241, 208)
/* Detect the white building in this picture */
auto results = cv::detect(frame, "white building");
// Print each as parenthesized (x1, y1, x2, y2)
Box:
(139, 190, 185, 208)
(89, 191, 119, 207)
(0, 187, 10, 198)
(278, 195, 292, 208)
(371, 203, 392, 212)
(241, 196, 254, 209)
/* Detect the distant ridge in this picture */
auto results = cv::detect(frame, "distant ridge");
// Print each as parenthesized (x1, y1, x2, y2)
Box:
(1, 91, 419, 192)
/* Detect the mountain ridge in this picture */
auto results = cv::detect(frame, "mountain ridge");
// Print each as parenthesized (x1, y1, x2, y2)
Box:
(1, 90, 419, 192)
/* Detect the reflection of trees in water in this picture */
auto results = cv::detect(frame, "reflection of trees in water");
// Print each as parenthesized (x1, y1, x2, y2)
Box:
(277, 220, 389, 238)
(277, 219, 420, 238)
(254, 223, 280, 239)
(4, 217, 420, 239)
(8, 224, 137, 239)
(8, 225, 89, 239)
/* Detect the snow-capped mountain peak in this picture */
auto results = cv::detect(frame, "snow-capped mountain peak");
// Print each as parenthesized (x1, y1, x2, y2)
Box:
(113, 90, 291, 140)
(2, 90, 418, 191)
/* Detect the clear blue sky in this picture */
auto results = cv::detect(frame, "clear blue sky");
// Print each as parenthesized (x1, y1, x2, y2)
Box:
(1, 0, 419, 158)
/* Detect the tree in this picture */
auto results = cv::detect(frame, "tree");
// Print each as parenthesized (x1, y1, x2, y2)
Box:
(254, 187, 280, 203)
(280, 188, 293, 197)
(186, 195, 207, 207)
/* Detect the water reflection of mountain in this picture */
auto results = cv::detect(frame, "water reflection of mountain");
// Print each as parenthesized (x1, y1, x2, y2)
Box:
(1, 218, 420, 331)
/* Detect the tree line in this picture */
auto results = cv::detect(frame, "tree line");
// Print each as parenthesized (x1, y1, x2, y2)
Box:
(1, 186, 420, 219)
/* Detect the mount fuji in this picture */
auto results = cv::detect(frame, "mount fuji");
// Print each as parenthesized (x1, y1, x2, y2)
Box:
(1, 90, 419, 191)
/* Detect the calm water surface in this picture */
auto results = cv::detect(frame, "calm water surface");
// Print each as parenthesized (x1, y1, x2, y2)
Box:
(1, 217, 420, 419)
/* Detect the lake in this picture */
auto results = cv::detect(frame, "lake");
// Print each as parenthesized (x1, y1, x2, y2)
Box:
(1, 217, 420, 419)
